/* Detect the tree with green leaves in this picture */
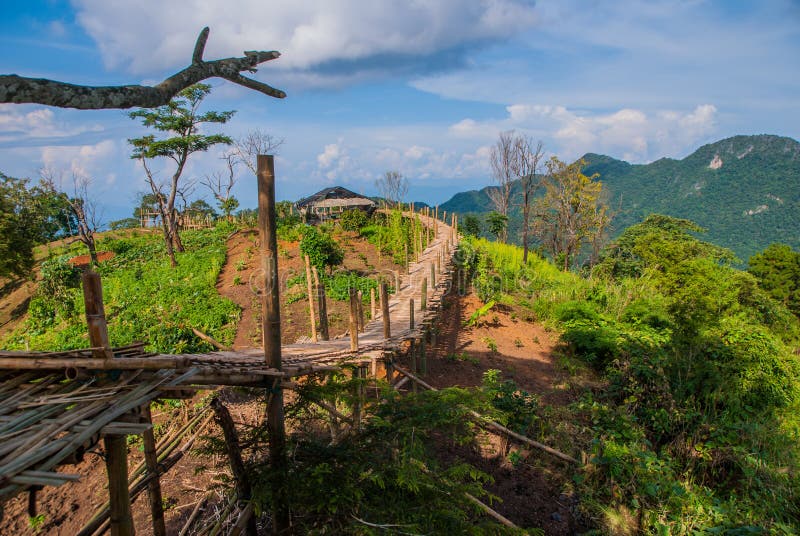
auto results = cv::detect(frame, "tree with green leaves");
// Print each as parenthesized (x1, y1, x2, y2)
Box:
(485, 211, 508, 241)
(534, 157, 610, 271)
(749, 243, 800, 316)
(129, 83, 234, 266)
(462, 214, 482, 237)
(0, 173, 73, 279)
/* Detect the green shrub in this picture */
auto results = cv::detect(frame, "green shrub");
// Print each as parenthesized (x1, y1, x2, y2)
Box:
(299, 226, 344, 270)
(339, 209, 368, 232)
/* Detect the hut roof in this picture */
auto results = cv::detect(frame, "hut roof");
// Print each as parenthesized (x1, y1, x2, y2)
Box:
(296, 186, 375, 209)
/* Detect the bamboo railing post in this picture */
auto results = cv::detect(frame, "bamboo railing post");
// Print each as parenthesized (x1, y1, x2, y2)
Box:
(421, 277, 427, 311)
(430, 263, 435, 288)
(142, 405, 166, 536)
(349, 288, 359, 352)
(357, 290, 365, 332)
(312, 266, 329, 341)
(420, 331, 427, 375)
(394, 270, 400, 294)
(81, 271, 113, 360)
(380, 282, 391, 340)
(257, 154, 289, 534)
(370, 287, 376, 320)
(405, 243, 409, 274)
(409, 299, 415, 331)
(104, 434, 134, 536)
(304, 255, 318, 342)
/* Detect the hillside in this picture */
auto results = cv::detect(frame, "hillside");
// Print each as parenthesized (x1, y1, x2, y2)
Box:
(441, 134, 800, 261)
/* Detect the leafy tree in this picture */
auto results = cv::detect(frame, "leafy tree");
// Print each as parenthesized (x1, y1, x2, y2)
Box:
(485, 211, 507, 241)
(187, 199, 217, 219)
(300, 226, 344, 271)
(749, 243, 800, 316)
(129, 83, 234, 266)
(595, 214, 736, 279)
(462, 214, 482, 237)
(534, 156, 610, 270)
(0, 174, 73, 278)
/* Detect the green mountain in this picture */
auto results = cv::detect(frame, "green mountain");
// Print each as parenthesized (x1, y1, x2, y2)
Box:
(440, 134, 800, 261)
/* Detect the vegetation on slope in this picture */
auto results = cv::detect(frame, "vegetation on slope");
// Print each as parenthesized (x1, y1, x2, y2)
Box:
(0, 227, 240, 353)
(455, 214, 800, 533)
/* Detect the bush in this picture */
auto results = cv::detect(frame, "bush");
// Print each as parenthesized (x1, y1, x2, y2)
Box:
(299, 226, 344, 270)
(339, 209, 368, 232)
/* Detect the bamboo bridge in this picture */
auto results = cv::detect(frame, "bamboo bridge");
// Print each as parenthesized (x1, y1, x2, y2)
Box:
(0, 156, 464, 534)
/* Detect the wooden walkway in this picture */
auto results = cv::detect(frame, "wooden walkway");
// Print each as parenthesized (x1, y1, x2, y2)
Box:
(0, 211, 459, 504)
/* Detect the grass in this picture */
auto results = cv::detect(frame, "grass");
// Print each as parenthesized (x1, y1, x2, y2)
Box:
(1, 227, 240, 353)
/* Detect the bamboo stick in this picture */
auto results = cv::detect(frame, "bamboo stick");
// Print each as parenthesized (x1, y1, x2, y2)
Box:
(304, 255, 318, 343)
(191, 328, 230, 351)
(312, 266, 329, 341)
(370, 287, 376, 320)
(421, 278, 427, 311)
(349, 288, 359, 352)
(380, 283, 390, 340)
(392, 366, 579, 464)
(142, 404, 166, 536)
(0, 356, 191, 370)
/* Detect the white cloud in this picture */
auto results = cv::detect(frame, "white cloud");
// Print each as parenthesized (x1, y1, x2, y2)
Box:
(448, 103, 718, 163)
(73, 0, 537, 81)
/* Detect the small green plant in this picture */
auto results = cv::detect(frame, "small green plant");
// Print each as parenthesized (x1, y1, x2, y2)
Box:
(445, 352, 479, 365)
(232, 275, 243, 285)
(235, 259, 247, 271)
(285, 291, 306, 305)
(464, 299, 496, 327)
(514, 338, 524, 348)
(28, 514, 46, 533)
(508, 450, 523, 467)
(482, 336, 498, 352)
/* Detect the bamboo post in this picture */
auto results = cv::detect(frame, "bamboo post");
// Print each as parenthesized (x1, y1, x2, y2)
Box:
(405, 243, 409, 274)
(142, 405, 166, 536)
(211, 398, 258, 536)
(81, 271, 113, 360)
(394, 270, 400, 293)
(410, 339, 418, 393)
(370, 287, 376, 320)
(421, 277, 427, 311)
(312, 266, 329, 341)
(104, 435, 134, 536)
(257, 154, 289, 534)
(357, 290, 365, 332)
(409, 299, 414, 330)
(304, 255, 318, 342)
(430, 263, 435, 288)
(420, 331, 427, 375)
(349, 288, 359, 351)
(380, 282, 391, 340)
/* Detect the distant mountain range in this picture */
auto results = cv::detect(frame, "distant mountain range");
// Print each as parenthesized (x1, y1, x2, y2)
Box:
(439, 134, 800, 261)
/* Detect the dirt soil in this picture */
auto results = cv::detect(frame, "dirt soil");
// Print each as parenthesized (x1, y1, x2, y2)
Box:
(217, 228, 403, 348)
(0, 278, 36, 340)
(398, 291, 587, 535)
(67, 251, 116, 269)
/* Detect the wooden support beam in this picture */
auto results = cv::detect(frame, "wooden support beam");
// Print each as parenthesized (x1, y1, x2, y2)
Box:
(430, 262, 436, 288)
(380, 282, 390, 340)
(104, 435, 134, 536)
(304, 255, 318, 343)
(312, 266, 329, 341)
(421, 277, 427, 311)
(256, 154, 289, 534)
(409, 299, 414, 331)
(142, 405, 166, 536)
(81, 271, 113, 360)
(370, 286, 376, 320)
(356, 290, 365, 332)
(349, 288, 359, 352)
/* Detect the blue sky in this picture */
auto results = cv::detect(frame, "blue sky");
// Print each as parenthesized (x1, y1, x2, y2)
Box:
(1, 0, 798, 223)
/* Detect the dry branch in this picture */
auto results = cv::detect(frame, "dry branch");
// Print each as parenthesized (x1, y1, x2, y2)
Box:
(0, 27, 285, 109)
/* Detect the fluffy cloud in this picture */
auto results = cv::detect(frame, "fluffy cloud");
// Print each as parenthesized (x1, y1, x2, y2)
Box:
(450, 103, 718, 163)
(73, 0, 537, 82)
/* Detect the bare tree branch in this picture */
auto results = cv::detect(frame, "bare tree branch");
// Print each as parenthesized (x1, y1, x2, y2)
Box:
(0, 27, 286, 109)
(233, 130, 284, 175)
(375, 170, 408, 208)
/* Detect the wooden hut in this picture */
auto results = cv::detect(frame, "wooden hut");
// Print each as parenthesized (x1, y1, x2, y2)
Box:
(295, 186, 376, 222)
